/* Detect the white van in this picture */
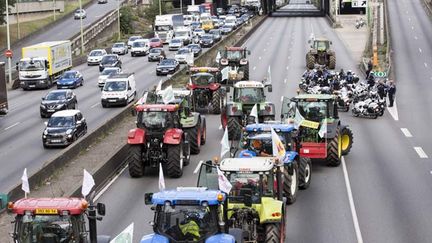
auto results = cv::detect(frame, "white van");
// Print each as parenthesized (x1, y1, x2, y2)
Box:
(225, 16, 237, 29)
(101, 73, 136, 107)
(131, 39, 150, 57)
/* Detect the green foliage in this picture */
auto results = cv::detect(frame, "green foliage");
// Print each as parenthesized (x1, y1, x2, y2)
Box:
(142, 0, 174, 24)
(0, 0, 17, 25)
(120, 6, 135, 35)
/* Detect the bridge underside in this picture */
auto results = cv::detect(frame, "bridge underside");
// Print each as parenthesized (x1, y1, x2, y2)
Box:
(267, 0, 329, 17)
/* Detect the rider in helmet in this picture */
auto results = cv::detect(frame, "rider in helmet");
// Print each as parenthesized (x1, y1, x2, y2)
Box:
(179, 211, 201, 241)
(250, 139, 271, 157)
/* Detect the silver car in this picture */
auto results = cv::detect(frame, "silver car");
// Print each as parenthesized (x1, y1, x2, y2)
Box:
(74, 9, 86, 19)
(87, 49, 108, 65)
(111, 42, 128, 55)
(169, 38, 184, 51)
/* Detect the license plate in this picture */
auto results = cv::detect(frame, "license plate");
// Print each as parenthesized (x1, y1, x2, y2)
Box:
(162, 70, 168, 73)
(51, 139, 61, 143)
(47, 109, 55, 112)
(35, 208, 58, 214)
(108, 99, 117, 102)
(29, 85, 35, 88)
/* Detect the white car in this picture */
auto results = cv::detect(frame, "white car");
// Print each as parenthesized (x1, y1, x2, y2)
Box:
(193, 28, 205, 37)
(111, 42, 128, 55)
(131, 39, 150, 57)
(74, 9, 86, 19)
(98, 67, 122, 87)
(175, 48, 193, 64)
(127, 35, 143, 48)
(98, 0, 108, 3)
(168, 38, 184, 51)
(87, 49, 108, 65)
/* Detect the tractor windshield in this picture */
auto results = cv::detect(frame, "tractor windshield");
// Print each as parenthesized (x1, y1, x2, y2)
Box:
(314, 41, 329, 51)
(140, 111, 172, 129)
(228, 172, 274, 204)
(297, 101, 327, 122)
(191, 73, 215, 86)
(14, 214, 83, 243)
(225, 50, 243, 60)
(233, 87, 265, 103)
(155, 204, 219, 242)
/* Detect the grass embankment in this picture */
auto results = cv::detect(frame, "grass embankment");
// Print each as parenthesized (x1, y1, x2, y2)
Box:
(0, 0, 91, 49)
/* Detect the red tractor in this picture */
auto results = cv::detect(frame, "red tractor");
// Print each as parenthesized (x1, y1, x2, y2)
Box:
(8, 197, 109, 243)
(187, 67, 224, 114)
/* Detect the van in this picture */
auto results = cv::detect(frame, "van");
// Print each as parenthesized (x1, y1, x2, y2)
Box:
(101, 73, 136, 107)
(131, 39, 150, 57)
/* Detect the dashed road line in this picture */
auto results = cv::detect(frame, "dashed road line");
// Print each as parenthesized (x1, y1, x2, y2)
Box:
(94, 164, 128, 202)
(414, 147, 428, 159)
(91, 103, 100, 108)
(218, 125, 222, 130)
(264, 48, 266, 52)
(253, 66, 256, 70)
(412, 26, 414, 30)
(259, 56, 262, 60)
(284, 79, 287, 84)
(280, 96, 284, 102)
(4, 122, 20, 130)
(194, 161, 204, 174)
(400, 128, 413, 137)
(419, 48, 422, 53)
(414, 36, 418, 40)
(286, 66, 289, 70)
(424, 63, 428, 68)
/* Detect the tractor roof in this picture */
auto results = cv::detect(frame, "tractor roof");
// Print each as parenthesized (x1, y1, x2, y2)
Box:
(151, 187, 225, 205)
(156, 88, 191, 98)
(225, 47, 245, 51)
(293, 94, 335, 101)
(190, 67, 220, 73)
(234, 81, 264, 88)
(314, 37, 329, 41)
(10, 198, 87, 215)
(245, 123, 295, 133)
(220, 158, 275, 172)
(136, 104, 179, 112)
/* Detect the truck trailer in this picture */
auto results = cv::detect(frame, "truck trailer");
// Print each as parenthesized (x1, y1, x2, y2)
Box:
(0, 62, 8, 115)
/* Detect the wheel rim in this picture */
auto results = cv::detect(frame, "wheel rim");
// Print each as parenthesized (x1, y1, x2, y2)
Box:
(290, 168, 297, 195)
(197, 127, 201, 147)
(338, 135, 342, 158)
(304, 162, 311, 183)
(341, 134, 350, 151)
(180, 145, 184, 170)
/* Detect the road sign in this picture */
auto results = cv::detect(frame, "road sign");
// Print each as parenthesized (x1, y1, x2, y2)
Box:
(373, 71, 387, 78)
(352, 0, 367, 8)
(4, 50, 13, 58)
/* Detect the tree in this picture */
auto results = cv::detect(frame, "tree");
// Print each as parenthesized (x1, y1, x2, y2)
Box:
(143, 0, 173, 24)
(120, 6, 135, 34)
(0, 0, 16, 25)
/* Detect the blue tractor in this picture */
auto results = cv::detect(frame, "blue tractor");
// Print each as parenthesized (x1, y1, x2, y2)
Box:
(237, 123, 312, 204)
(142, 187, 236, 243)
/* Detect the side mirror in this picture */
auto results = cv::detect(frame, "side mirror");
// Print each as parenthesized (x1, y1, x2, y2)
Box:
(144, 193, 154, 205)
(76, 120, 82, 125)
(45, 60, 50, 69)
(44, 121, 48, 126)
(267, 85, 273, 92)
(308, 39, 311, 44)
(248, 50, 251, 55)
(128, 86, 132, 91)
(330, 41, 333, 45)
(15, 63, 19, 71)
(241, 189, 253, 207)
(96, 203, 106, 216)
(41, 97, 45, 100)
(226, 86, 230, 92)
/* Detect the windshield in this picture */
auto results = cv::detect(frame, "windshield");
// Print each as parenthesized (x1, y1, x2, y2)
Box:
(45, 92, 67, 101)
(133, 41, 146, 47)
(191, 74, 214, 85)
(140, 111, 170, 128)
(160, 59, 175, 65)
(171, 39, 182, 44)
(62, 72, 76, 79)
(297, 101, 327, 122)
(177, 49, 189, 54)
(129, 36, 142, 42)
(209, 30, 219, 35)
(101, 56, 117, 63)
(113, 43, 124, 48)
(156, 25, 171, 31)
(233, 87, 265, 103)
(19, 60, 45, 71)
(245, 134, 288, 154)
(156, 204, 219, 242)
(151, 38, 160, 43)
(101, 69, 117, 75)
(48, 116, 75, 127)
(89, 50, 103, 56)
(225, 50, 243, 60)
(228, 172, 274, 203)
(150, 48, 162, 54)
(103, 81, 126, 91)
(226, 19, 236, 24)
(175, 31, 188, 37)
(202, 35, 212, 40)
(16, 214, 83, 243)
(188, 45, 200, 50)
(314, 41, 329, 51)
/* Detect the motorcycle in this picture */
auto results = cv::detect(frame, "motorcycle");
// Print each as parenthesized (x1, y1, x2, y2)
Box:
(352, 98, 381, 119)
(335, 87, 352, 112)
(355, 18, 366, 29)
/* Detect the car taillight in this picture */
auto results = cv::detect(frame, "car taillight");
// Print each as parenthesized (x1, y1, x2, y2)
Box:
(231, 106, 238, 113)
(272, 212, 281, 217)
(265, 106, 271, 112)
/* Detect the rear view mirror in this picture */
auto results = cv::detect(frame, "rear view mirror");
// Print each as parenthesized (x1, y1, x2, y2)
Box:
(41, 97, 45, 100)
(241, 188, 253, 207)
(144, 193, 154, 205)
(226, 86, 230, 92)
(267, 85, 273, 92)
(44, 122, 48, 126)
(128, 86, 132, 91)
(96, 203, 106, 216)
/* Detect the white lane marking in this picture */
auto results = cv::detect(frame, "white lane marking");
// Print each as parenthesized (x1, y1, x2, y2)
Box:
(94, 164, 128, 202)
(253, 66, 256, 70)
(408, 17, 411, 22)
(91, 103, 100, 108)
(419, 48, 422, 53)
(280, 96, 283, 102)
(286, 66, 289, 70)
(264, 48, 266, 52)
(149, 70, 155, 74)
(266, 42, 269, 45)
(414, 36, 418, 40)
(284, 79, 287, 84)
(218, 125, 222, 130)
(288, 56, 291, 59)
(412, 26, 414, 30)
(386, 98, 399, 121)
(4, 122, 20, 130)
(193, 161, 203, 174)
(342, 157, 364, 243)
(414, 147, 428, 159)
(424, 63, 428, 68)
(259, 56, 262, 60)
(400, 128, 413, 137)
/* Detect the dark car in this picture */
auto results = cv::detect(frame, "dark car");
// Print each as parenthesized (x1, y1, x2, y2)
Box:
(190, 22, 201, 30)
(156, 59, 179, 76)
(209, 29, 222, 42)
(42, 110, 87, 148)
(149, 38, 163, 48)
(99, 54, 122, 72)
(220, 25, 233, 35)
(199, 34, 215, 48)
(187, 44, 202, 57)
(40, 89, 77, 118)
(216, 8, 225, 16)
(57, 70, 83, 89)
(148, 48, 166, 62)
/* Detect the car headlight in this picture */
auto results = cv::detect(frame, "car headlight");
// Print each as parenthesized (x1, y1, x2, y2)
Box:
(40, 104, 45, 108)
(169, 67, 175, 70)
(66, 129, 73, 135)
(56, 104, 65, 108)
(43, 130, 48, 135)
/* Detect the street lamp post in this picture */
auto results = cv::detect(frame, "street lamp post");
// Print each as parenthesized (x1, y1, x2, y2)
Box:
(159, 0, 162, 15)
(53, 0, 56, 21)
(5, 0, 12, 84)
(117, 0, 121, 40)
(16, 0, 20, 39)
(79, 0, 84, 54)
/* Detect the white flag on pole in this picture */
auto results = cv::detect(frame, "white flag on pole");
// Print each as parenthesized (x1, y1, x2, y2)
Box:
(82, 169, 95, 197)
(318, 120, 327, 138)
(109, 222, 134, 243)
(294, 108, 305, 129)
(215, 51, 221, 63)
(21, 168, 30, 195)
(250, 104, 259, 124)
(221, 67, 229, 81)
(156, 80, 163, 92)
(267, 66, 272, 83)
(220, 128, 230, 158)
(159, 163, 166, 191)
(271, 127, 286, 162)
(217, 167, 232, 194)
(161, 85, 175, 104)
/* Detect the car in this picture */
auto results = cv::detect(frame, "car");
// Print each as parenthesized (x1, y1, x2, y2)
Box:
(190, 22, 201, 30)
(87, 49, 107, 65)
(98, 0, 108, 3)
(168, 38, 184, 51)
(213, 19, 222, 28)
(220, 25, 234, 35)
(149, 38, 163, 48)
(42, 110, 87, 148)
(57, 70, 84, 89)
(187, 44, 202, 57)
(111, 42, 128, 55)
(131, 39, 150, 57)
(217, 7, 225, 16)
(148, 48, 166, 62)
(127, 35, 143, 48)
(40, 90, 77, 118)
(74, 9, 86, 19)
(99, 54, 122, 72)
(199, 34, 215, 48)
(193, 28, 205, 37)
(209, 29, 222, 42)
(101, 73, 136, 107)
(98, 67, 122, 87)
(156, 58, 179, 76)
(174, 48, 192, 64)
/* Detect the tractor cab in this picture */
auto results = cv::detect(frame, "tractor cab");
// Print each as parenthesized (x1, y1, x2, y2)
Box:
(219, 47, 250, 64)
(135, 104, 182, 132)
(188, 67, 222, 87)
(310, 39, 332, 52)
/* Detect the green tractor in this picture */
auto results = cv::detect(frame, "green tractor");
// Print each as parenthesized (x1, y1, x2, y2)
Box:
(306, 38, 336, 69)
(221, 81, 275, 140)
(218, 47, 251, 84)
(197, 157, 287, 243)
(281, 94, 353, 166)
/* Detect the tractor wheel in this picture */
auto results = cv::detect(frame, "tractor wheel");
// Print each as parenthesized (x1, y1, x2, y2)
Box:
(166, 143, 183, 178)
(264, 223, 284, 243)
(227, 117, 242, 140)
(283, 163, 298, 204)
(183, 141, 190, 166)
(243, 63, 249, 80)
(127, 145, 144, 178)
(327, 128, 341, 166)
(306, 53, 315, 69)
(341, 127, 353, 155)
(298, 157, 312, 190)
(200, 116, 206, 145)
(329, 55, 336, 69)
(186, 120, 201, 154)
(211, 89, 222, 114)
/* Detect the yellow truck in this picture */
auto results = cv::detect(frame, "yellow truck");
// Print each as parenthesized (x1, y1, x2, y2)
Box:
(201, 19, 214, 32)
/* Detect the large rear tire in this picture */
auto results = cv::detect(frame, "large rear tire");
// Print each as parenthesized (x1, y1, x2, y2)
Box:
(283, 163, 298, 204)
(186, 120, 201, 154)
(211, 89, 222, 114)
(298, 157, 312, 190)
(306, 53, 315, 69)
(200, 116, 206, 145)
(341, 127, 354, 155)
(243, 63, 249, 80)
(166, 143, 183, 178)
(329, 55, 336, 69)
(327, 128, 341, 166)
(264, 223, 283, 243)
(227, 117, 242, 140)
(127, 145, 144, 178)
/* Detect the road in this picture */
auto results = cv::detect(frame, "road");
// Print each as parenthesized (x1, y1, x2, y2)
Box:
(96, 3, 432, 242)
(1, 0, 122, 64)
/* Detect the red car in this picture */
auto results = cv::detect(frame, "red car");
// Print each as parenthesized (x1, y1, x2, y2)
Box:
(149, 38, 163, 48)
